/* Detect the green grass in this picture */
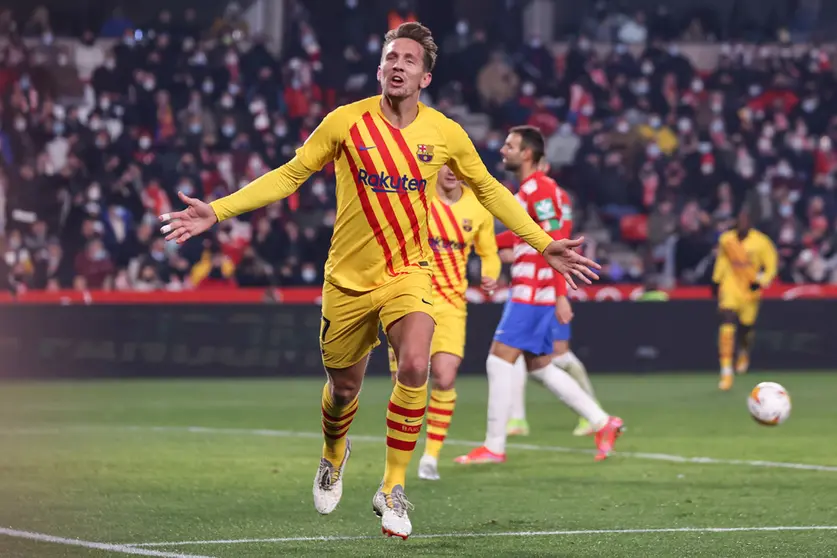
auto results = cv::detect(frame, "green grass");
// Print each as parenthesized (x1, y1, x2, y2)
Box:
(1, 373, 836, 557)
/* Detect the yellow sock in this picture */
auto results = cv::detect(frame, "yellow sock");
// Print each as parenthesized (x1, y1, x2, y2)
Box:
(321, 383, 358, 466)
(719, 324, 735, 371)
(424, 388, 456, 460)
(383, 380, 427, 492)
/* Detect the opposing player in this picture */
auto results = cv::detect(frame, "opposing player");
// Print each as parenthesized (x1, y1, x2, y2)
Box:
(387, 164, 500, 481)
(713, 204, 777, 391)
(158, 23, 601, 539)
(505, 159, 600, 438)
(454, 126, 622, 466)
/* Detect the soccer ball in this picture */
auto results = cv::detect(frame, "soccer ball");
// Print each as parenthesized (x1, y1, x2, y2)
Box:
(747, 382, 791, 426)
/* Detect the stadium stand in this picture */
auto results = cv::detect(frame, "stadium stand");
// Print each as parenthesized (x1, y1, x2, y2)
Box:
(1, 1, 837, 293)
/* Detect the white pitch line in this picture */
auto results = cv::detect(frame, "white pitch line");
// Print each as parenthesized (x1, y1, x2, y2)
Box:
(128, 525, 837, 547)
(0, 527, 215, 558)
(4, 424, 837, 473)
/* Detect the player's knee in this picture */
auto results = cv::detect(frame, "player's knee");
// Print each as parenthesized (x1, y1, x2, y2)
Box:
(397, 354, 430, 386)
(720, 311, 737, 324)
(330, 379, 361, 406)
(432, 370, 456, 391)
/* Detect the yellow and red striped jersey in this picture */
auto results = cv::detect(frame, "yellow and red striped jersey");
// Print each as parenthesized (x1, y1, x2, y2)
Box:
(210, 96, 553, 292)
(428, 187, 501, 308)
(713, 229, 778, 299)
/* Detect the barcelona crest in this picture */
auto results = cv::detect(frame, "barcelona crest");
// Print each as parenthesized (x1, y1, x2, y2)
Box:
(462, 219, 473, 232)
(416, 144, 434, 163)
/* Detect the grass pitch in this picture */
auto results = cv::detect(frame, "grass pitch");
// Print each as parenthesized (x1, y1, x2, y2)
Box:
(1, 373, 836, 557)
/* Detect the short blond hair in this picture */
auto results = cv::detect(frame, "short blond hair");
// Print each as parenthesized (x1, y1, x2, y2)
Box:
(383, 22, 438, 72)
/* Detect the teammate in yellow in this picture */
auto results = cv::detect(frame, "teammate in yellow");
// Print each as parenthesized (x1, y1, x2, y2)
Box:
(387, 164, 500, 481)
(157, 22, 600, 539)
(712, 204, 777, 391)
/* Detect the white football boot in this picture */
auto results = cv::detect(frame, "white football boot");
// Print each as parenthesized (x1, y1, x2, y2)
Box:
(372, 484, 413, 539)
(312, 439, 351, 515)
(417, 454, 440, 481)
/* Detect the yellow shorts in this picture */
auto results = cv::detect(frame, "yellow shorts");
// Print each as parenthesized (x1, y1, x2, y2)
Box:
(388, 300, 466, 374)
(320, 271, 433, 369)
(719, 291, 760, 327)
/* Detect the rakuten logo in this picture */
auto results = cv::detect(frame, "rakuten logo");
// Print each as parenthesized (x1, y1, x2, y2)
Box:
(357, 169, 427, 193)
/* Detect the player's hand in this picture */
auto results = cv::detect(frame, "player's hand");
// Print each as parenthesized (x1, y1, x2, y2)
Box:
(159, 192, 218, 244)
(749, 281, 761, 292)
(542, 237, 601, 290)
(480, 276, 498, 296)
(555, 295, 573, 324)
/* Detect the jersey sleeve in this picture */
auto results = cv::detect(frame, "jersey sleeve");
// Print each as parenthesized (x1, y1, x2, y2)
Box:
(758, 234, 778, 288)
(473, 210, 501, 280)
(443, 119, 553, 254)
(210, 108, 345, 222)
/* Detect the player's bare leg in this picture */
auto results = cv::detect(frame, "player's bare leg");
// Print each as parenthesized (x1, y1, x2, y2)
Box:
(552, 340, 597, 437)
(313, 357, 368, 515)
(735, 322, 754, 375)
(373, 312, 433, 539)
(419, 352, 459, 481)
(506, 356, 530, 437)
(718, 310, 737, 391)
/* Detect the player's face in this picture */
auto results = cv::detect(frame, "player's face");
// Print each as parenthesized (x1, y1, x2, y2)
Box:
(437, 165, 461, 194)
(737, 210, 752, 233)
(378, 38, 432, 100)
(500, 133, 525, 172)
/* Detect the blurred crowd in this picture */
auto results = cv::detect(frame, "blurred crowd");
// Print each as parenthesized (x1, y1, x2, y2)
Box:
(1, 0, 837, 293)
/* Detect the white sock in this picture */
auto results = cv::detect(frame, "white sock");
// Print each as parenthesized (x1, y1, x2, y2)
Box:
(553, 351, 595, 399)
(508, 356, 527, 421)
(530, 364, 609, 430)
(484, 354, 514, 454)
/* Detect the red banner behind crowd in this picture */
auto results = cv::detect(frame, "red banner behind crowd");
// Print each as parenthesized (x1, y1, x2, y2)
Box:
(1, 284, 837, 305)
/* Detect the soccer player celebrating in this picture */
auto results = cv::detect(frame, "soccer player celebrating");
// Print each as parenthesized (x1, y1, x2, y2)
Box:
(712, 204, 777, 391)
(387, 164, 500, 481)
(454, 126, 622, 466)
(158, 23, 600, 539)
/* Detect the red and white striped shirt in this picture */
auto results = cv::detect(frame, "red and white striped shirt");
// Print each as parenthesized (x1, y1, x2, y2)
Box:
(496, 171, 572, 306)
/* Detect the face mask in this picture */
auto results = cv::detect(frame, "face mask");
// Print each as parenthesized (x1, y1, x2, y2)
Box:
(144, 80, 155, 91)
(100, 97, 111, 111)
(189, 123, 202, 134)
(222, 124, 236, 137)
(43, 32, 54, 45)
(803, 99, 818, 113)
(634, 81, 649, 95)
(104, 59, 115, 70)
(757, 182, 771, 195)
(678, 119, 692, 133)
(740, 166, 754, 179)
(616, 122, 629, 134)
(522, 83, 535, 96)
(202, 80, 214, 94)
(191, 52, 207, 66)
(790, 136, 804, 151)
(615, 44, 627, 55)
(711, 120, 724, 133)
(89, 118, 102, 131)
(763, 125, 775, 139)
(641, 62, 653, 76)
(220, 96, 234, 109)
(581, 105, 594, 116)
(218, 159, 232, 173)
(249, 100, 266, 114)
(225, 53, 238, 66)
(254, 113, 269, 131)
(758, 138, 771, 152)
(123, 36, 135, 47)
(691, 80, 703, 92)
(20, 75, 31, 90)
(274, 126, 287, 137)
(180, 183, 194, 196)
(95, 138, 107, 149)
(312, 181, 327, 197)
(92, 249, 107, 261)
(647, 144, 661, 158)
(529, 37, 542, 48)
(139, 137, 151, 150)
(788, 190, 801, 203)
(668, 45, 679, 56)
(699, 142, 712, 154)
(777, 164, 792, 177)
(779, 204, 792, 218)
(14, 118, 26, 132)
(649, 117, 661, 129)
(53, 123, 65, 136)
(302, 269, 317, 282)
(749, 85, 762, 97)
(701, 164, 714, 175)
(487, 139, 501, 150)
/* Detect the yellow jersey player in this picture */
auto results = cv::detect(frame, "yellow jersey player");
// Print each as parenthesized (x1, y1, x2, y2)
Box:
(157, 22, 600, 539)
(712, 204, 777, 391)
(387, 164, 501, 481)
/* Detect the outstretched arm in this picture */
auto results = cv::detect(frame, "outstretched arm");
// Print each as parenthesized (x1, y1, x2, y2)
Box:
(160, 109, 344, 243)
(444, 120, 600, 287)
